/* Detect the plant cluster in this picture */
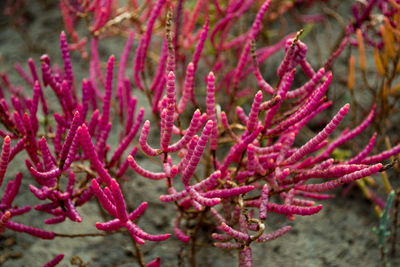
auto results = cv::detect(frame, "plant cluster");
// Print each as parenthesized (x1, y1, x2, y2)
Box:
(1, 0, 400, 266)
(340, 2, 400, 262)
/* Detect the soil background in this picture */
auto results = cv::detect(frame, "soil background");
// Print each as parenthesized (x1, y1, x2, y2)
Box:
(0, 1, 399, 267)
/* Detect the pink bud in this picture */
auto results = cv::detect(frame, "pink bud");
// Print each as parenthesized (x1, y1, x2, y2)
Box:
(128, 155, 167, 180)
(0, 136, 11, 187)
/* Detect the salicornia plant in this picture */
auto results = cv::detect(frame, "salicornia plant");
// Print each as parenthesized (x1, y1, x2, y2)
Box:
(1, 0, 400, 266)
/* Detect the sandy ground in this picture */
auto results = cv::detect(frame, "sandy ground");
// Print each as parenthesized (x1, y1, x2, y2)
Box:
(0, 1, 399, 267)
